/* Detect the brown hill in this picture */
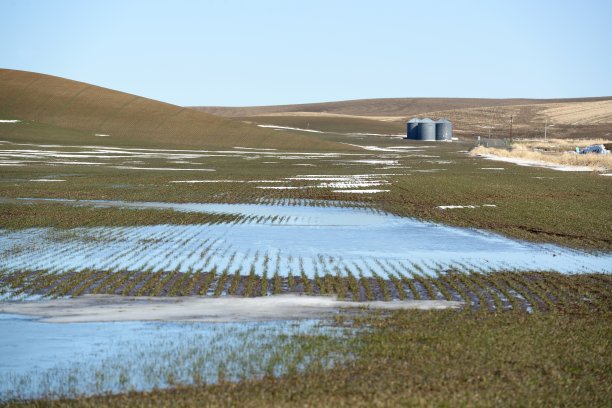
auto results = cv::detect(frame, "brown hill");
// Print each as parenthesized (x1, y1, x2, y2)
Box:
(192, 96, 612, 118)
(195, 97, 612, 139)
(0, 69, 348, 150)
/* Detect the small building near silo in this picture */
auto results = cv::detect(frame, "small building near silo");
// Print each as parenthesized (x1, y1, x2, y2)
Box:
(405, 118, 453, 141)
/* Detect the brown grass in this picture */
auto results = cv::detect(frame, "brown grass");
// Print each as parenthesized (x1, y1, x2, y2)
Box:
(471, 144, 612, 171)
(192, 96, 611, 117)
(0, 69, 351, 151)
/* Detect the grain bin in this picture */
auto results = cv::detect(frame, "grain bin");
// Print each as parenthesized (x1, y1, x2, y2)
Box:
(435, 119, 452, 141)
(417, 118, 436, 141)
(407, 118, 420, 140)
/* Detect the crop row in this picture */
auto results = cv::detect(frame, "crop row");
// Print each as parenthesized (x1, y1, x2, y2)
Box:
(1, 268, 610, 312)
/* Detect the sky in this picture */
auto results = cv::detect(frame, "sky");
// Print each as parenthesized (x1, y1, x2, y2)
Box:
(1, 0, 611, 106)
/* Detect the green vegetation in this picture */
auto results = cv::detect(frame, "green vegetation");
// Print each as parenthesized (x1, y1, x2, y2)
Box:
(1, 72, 611, 406)
(8, 305, 610, 407)
(0, 136, 609, 249)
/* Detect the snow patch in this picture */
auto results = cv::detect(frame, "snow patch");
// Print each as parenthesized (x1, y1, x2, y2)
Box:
(257, 125, 323, 133)
(332, 189, 390, 194)
(477, 154, 593, 172)
(438, 204, 497, 210)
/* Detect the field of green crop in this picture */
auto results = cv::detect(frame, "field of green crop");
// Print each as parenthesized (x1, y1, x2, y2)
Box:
(1, 91, 611, 406)
(0, 133, 609, 249)
(7, 306, 611, 407)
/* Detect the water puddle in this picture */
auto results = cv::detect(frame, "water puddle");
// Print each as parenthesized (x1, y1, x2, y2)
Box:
(0, 314, 342, 401)
(0, 199, 610, 276)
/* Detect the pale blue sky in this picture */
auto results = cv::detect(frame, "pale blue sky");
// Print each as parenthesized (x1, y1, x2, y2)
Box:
(1, 0, 611, 106)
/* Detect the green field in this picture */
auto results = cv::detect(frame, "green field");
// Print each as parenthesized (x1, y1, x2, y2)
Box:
(1, 70, 611, 406)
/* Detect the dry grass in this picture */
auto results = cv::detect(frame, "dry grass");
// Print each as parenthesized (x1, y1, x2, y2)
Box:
(512, 138, 612, 151)
(192, 96, 611, 118)
(471, 144, 612, 172)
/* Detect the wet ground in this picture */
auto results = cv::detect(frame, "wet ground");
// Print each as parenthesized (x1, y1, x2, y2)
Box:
(1, 200, 610, 278)
(0, 313, 342, 401)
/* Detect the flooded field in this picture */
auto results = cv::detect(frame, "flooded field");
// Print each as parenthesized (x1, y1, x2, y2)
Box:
(0, 314, 343, 401)
(1, 200, 610, 279)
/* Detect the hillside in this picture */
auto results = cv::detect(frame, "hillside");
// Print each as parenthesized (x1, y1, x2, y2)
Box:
(192, 96, 612, 118)
(0, 69, 348, 150)
(196, 97, 612, 139)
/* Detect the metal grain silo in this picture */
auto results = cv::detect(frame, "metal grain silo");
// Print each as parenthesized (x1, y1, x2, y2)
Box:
(435, 119, 452, 141)
(417, 118, 436, 141)
(407, 118, 420, 140)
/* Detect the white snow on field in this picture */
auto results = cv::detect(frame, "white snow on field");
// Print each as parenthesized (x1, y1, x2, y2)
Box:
(481, 167, 505, 170)
(347, 132, 406, 137)
(111, 166, 216, 171)
(600, 173, 612, 176)
(170, 180, 236, 183)
(171, 179, 286, 184)
(438, 204, 497, 210)
(318, 181, 388, 188)
(348, 159, 399, 165)
(0, 120, 21, 123)
(476, 154, 593, 172)
(257, 186, 307, 190)
(343, 143, 432, 153)
(94, 134, 110, 137)
(388, 146, 431, 150)
(233, 146, 277, 151)
(332, 189, 390, 193)
(29, 179, 66, 182)
(257, 124, 323, 133)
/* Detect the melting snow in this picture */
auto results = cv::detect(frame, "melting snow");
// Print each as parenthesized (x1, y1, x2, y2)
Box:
(438, 204, 497, 210)
(257, 125, 323, 133)
(332, 189, 390, 193)
(476, 154, 593, 172)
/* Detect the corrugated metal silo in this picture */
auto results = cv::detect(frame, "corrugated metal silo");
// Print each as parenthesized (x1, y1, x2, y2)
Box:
(407, 118, 420, 140)
(417, 118, 436, 141)
(435, 119, 452, 141)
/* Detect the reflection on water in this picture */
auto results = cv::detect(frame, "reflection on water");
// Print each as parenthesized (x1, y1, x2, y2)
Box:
(0, 200, 610, 277)
(0, 314, 343, 401)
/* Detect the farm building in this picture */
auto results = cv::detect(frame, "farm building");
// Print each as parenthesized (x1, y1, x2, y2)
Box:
(406, 118, 453, 141)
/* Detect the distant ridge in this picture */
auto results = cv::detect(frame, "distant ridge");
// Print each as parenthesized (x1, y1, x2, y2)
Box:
(0, 69, 348, 150)
(193, 96, 612, 118)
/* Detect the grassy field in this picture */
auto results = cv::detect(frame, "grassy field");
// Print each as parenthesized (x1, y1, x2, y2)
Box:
(0, 69, 348, 151)
(1, 73, 611, 406)
(1, 137, 609, 250)
(6, 305, 611, 407)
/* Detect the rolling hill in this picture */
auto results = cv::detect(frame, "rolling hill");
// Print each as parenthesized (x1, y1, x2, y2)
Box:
(194, 97, 612, 139)
(192, 96, 612, 118)
(0, 69, 349, 150)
